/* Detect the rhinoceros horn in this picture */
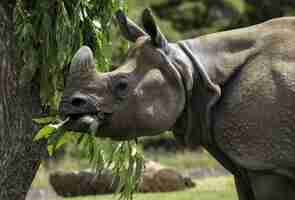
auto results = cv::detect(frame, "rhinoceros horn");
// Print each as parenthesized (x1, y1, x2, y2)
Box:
(69, 46, 96, 75)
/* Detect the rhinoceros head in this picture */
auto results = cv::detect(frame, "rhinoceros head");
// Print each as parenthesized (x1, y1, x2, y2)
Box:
(59, 9, 187, 140)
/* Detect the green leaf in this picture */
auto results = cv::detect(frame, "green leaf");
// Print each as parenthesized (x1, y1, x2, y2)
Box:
(49, 117, 70, 129)
(33, 116, 56, 124)
(47, 129, 66, 156)
(76, 133, 86, 145)
(33, 117, 69, 141)
(55, 132, 76, 149)
(34, 125, 57, 141)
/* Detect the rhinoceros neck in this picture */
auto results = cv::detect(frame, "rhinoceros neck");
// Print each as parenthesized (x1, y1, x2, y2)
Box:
(171, 25, 260, 148)
(176, 27, 260, 146)
(173, 41, 221, 149)
(173, 39, 245, 173)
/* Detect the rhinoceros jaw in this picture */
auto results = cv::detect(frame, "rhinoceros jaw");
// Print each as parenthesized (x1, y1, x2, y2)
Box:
(64, 114, 100, 134)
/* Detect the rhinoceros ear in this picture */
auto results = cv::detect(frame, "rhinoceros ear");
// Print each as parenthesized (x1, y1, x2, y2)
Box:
(142, 8, 168, 51)
(70, 46, 96, 75)
(116, 10, 147, 42)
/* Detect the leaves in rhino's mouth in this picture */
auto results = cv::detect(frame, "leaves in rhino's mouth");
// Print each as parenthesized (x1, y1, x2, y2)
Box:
(34, 114, 100, 155)
(33, 117, 71, 156)
(33, 115, 144, 200)
(65, 111, 111, 123)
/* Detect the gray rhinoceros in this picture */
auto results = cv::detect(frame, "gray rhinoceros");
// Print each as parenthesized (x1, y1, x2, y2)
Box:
(59, 8, 295, 200)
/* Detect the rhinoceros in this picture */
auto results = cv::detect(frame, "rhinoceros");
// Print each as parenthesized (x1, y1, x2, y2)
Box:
(59, 8, 295, 200)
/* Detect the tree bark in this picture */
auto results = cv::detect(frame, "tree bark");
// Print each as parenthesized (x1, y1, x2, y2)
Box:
(0, 3, 46, 200)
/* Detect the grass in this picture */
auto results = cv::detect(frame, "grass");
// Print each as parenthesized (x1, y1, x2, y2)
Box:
(48, 176, 236, 200)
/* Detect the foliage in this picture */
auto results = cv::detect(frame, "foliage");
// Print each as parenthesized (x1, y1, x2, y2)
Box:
(80, 138, 144, 199)
(34, 117, 144, 200)
(33, 118, 71, 156)
(15, 0, 126, 111)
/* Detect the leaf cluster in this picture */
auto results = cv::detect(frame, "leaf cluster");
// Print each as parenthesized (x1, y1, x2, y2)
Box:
(80, 137, 144, 200)
(34, 116, 144, 200)
(15, 0, 126, 111)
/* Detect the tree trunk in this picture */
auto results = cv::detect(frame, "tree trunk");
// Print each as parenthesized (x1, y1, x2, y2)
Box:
(0, 3, 46, 200)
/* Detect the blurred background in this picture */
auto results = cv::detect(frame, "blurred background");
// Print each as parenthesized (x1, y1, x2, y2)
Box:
(27, 1, 295, 200)
(111, 0, 295, 64)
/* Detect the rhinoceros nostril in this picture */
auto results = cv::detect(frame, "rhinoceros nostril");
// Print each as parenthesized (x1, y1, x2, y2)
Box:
(71, 97, 87, 107)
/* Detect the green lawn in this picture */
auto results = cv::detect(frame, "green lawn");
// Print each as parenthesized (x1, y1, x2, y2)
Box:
(48, 176, 237, 200)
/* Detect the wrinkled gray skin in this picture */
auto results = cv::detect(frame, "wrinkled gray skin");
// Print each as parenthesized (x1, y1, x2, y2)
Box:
(59, 8, 295, 200)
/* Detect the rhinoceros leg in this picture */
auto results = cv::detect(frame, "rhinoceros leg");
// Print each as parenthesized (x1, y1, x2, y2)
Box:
(247, 171, 295, 200)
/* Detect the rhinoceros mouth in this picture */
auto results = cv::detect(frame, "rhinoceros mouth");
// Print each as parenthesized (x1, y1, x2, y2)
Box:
(64, 111, 112, 135)
(64, 113, 100, 134)
(64, 113, 138, 140)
